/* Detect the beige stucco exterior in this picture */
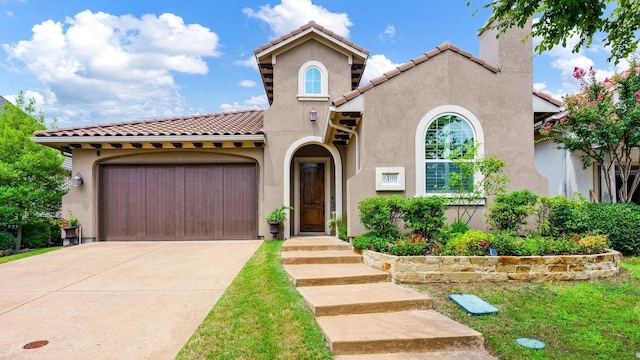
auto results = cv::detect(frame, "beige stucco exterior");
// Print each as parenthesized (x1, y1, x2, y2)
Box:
(39, 19, 551, 242)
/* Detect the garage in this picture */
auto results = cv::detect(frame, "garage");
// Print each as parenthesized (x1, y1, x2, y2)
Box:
(99, 163, 258, 241)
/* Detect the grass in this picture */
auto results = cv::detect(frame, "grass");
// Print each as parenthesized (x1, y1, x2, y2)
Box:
(412, 256, 640, 360)
(176, 241, 332, 360)
(0, 246, 63, 264)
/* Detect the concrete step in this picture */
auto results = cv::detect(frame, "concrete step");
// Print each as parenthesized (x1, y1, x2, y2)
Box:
(334, 350, 497, 360)
(283, 263, 390, 287)
(317, 310, 485, 355)
(297, 282, 432, 316)
(281, 236, 351, 252)
(281, 249, 362, 264)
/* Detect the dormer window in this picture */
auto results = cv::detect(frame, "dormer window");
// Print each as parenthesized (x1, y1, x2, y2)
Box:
(298, 60, 329, 101)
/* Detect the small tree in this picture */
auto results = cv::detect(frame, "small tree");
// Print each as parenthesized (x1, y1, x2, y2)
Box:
(0, 92, 67, 249)
(539, 64, 640, 203)
(448, 142, 509, 224)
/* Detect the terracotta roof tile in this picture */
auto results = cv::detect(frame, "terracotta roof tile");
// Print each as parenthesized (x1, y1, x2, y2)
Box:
(332, 41, 499, 106)
(254, 21, 370, 55)
(533, 90, 563, 107)
(34, 110, 265, 138)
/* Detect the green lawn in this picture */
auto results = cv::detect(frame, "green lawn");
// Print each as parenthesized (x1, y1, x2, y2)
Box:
(176, 241, 332, 360)
(413, 256, 640, 360)
(0, 246, 63, 264)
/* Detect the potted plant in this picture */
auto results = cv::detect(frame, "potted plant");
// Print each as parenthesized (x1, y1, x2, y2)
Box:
(58, 213, 79, 245)
(266, 205, 293, 240)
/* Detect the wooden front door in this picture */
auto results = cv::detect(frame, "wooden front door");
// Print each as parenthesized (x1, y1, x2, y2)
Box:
(300, 163, 325, 232)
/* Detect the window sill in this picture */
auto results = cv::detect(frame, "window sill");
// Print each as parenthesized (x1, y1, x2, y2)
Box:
(297, 95, 330, 101)
(416, 194, 486, 206)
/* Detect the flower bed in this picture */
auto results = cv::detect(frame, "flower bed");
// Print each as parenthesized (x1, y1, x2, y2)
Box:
(361, 249, 622, 283)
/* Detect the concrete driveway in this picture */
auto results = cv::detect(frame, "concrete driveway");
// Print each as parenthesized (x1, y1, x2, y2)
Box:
(0, 240, 261, 360)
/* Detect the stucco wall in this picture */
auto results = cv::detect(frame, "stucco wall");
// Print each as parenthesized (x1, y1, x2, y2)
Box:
(344, 22, 546, 236)
(262, 39, 355, 238)
(535, 139, 594, 198)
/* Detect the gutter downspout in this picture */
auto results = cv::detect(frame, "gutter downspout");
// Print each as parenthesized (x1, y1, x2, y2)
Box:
(326, 106, 360, 173)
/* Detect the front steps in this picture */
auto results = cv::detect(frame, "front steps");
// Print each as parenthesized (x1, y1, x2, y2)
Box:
(281, 236, 496, 359)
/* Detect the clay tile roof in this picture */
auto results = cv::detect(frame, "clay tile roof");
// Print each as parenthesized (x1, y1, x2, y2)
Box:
(34, 109, 265, 138)
(332, 41, 499, 106)
(533, 90, 563, 107)
(254, 21, 370, 55)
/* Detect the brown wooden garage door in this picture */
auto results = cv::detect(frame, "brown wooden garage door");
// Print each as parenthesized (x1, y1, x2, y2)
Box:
(99, 164, 258, 241)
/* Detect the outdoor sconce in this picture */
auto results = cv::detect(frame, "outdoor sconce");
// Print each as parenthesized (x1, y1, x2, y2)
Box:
(71, 172, 84, 187)
(310, 108, 317, 121)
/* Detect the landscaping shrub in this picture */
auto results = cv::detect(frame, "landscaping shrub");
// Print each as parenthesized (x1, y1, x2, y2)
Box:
(358, 195, 405, 240)
(440, 230, 493, 256)
(578, 234, 609, 254)
(21, 221, 51, 249)
(402, 196, 446, 239)
(0, 231, 15, 251)
(352, 232, 390, 252)
(582, 202, 640, 255)
(536, 195, 587, 237)
(487, 190, 538, 232)
(386, 233, 443, 256)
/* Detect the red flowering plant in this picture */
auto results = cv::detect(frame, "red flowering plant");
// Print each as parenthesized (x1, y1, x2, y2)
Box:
(385, 233, 444, 256)
(539, 62, 640, 203)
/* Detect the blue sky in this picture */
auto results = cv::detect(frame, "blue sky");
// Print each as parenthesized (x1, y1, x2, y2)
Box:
(0, 0, 629, 127)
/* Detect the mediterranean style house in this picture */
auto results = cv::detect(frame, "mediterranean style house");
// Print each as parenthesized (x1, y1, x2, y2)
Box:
(32, 20, 562, 242)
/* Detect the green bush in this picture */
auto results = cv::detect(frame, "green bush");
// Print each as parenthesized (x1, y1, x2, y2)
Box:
(0, 231, 15, 251)
(336, 215, 348, 241)
(402, 196, 446, 239)
(578, 234, 609, 254)
(440, 230, 493, 256)
(487, 190, 539, 232)
(536, 195, 587, 237)
(582, 202, 640, 255)
(358, 195, 405, 240)
(22, 221, 51, 249)
(352, 233, 390, 252)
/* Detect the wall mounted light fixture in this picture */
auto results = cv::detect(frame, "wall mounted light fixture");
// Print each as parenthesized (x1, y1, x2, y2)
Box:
(71, 172, 84, 187)
(310, 108, 317, 121)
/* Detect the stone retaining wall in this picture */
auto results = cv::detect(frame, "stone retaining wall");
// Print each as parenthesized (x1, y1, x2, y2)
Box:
(361, 249, 622, 283)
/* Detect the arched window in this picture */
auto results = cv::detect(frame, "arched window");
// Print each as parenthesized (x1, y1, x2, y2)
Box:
(298, 61, 329, 100)
(424, 115, 474, 193)
(415, 105, 484, 196)
(305, 67, 321, 94)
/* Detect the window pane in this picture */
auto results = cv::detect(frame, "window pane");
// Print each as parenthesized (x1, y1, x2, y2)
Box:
(424, 114, 475, 194)
(305, 68, 321, 94)
(425, 162, 473, 193)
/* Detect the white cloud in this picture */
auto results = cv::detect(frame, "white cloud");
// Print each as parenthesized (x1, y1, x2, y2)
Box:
(235, 56, 258, 70)
(360, 54, 402, 84)
(378, 25, 396, 42)
(2, 10, 220, 126)
(4, 10, 14, 17)
(243, 0, 352, 38)
(239, 80, 257, 88)
(219, 94, 268, 112)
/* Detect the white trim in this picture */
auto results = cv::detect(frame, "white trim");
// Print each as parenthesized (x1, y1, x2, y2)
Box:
(294, 157, 331, 235)
(415, 105, 485, 196)
(283, 136, 342, 239)
(255, 27, 368, 61)
(298, 60, 329, 98)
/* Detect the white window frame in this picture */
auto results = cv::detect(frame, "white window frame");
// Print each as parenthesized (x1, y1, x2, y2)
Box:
(415, 105, 485, 198)
(297, 60, 329, 101)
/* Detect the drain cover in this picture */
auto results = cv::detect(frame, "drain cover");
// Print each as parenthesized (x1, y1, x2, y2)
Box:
(516, 338, 545, 349)
(23, 340, 49, 349)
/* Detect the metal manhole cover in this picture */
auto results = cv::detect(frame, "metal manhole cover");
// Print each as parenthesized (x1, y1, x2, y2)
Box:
(23, 340, 49, 349)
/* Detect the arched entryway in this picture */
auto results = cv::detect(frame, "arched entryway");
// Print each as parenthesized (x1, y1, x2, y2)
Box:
(283, 137, 342, 238)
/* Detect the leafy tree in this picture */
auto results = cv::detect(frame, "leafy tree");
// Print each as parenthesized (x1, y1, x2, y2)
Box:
(0, 92, 67, 249)
(448, 142, 509, 224)
(539, 64, 640, 203)
(472, 0, 639, 64)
